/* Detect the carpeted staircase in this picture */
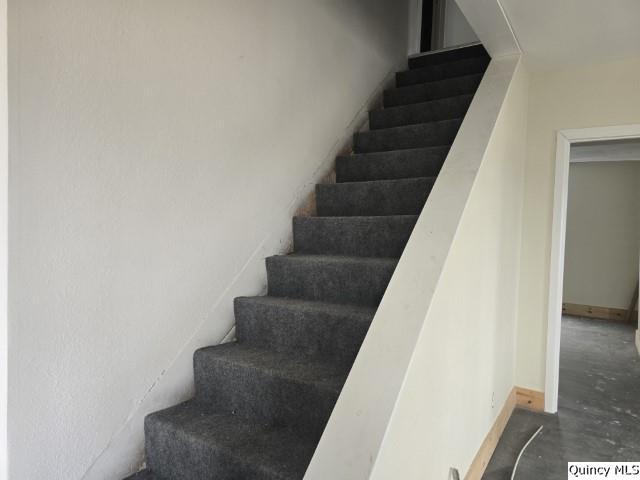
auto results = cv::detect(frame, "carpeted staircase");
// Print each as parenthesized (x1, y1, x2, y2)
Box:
(126, 44, 489, 480)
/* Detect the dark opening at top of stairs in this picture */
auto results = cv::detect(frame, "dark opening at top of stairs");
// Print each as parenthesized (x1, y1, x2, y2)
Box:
(126, 43, 490, 480)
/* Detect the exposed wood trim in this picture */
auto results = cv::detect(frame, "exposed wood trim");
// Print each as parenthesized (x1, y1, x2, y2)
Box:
(562, 303, 628, 323)
(515, 387, 545, 412)
(464, 386, 546, 479)
(464, 388, 516, 480)
(546, 124, 640, 414)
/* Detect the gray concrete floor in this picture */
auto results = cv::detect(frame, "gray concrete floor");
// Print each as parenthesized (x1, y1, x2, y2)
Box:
(483, 316, 640, 480)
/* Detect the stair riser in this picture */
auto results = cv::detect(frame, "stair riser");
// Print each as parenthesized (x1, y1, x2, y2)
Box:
(316, 178, 435, 217)
(266, 256, 397, 306)
(384, 74, 481, 108)
(369, 95, 472, 130)
(193, 351, 339, 440)
(397, 56, 489, 87)
(336, 147, 449, 182)
(293, 216, 417, 258)
(235, 297, 372, 365)
(146, 420, 278, 480)
(354, 119, 461, 154)
(408, 44, 488, 69)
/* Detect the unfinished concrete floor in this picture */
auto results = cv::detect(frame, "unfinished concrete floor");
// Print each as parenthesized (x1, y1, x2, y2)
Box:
(484, 316, 640, 479)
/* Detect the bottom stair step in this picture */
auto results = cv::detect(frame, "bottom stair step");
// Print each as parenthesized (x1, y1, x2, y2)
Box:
(145, 401, 316, 480)
(124, 470, 157, 480)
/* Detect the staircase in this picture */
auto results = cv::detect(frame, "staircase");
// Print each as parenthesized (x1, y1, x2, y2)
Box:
(126, 44, 489, 480)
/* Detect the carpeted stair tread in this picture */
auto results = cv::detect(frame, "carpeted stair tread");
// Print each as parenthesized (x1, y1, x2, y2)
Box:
(354, 118, 462, 153)
(293, 215, 418, 258)
(266, 254, 398, 307)
(383, 73, 482, 108)
(124, 470, 158, 480)
(336, 146, 449, 182)
(316, 177, 436, 216)
(369, 94, 473, 130)
(193, 343, 346, 439)
(194, 342, 347, 392)
(397, 55, 489, 87)
(235, 296, 375, 363)
(408, 43, 488, 69)
(145, 401, 317, 480)
(125, 43, 488, 480)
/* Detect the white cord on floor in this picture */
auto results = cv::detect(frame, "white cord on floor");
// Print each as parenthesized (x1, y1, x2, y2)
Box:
(510, 425, 543, 480)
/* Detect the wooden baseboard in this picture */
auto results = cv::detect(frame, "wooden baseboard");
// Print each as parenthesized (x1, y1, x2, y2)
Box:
(515, 386, 545, 412)
(465, 386, 545, 480)
(464, 389, 516, 480)
(562, 302, 629, 322)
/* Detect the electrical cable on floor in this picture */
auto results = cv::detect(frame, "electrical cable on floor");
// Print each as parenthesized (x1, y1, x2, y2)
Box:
(510, 425, 543, 480)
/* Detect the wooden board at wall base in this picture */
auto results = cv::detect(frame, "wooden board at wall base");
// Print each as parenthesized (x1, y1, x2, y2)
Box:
(515, 387, 545, 412)
(464, 389, 517, 480)
(464, 387, 546, 480)
(563, 302, 628, 322)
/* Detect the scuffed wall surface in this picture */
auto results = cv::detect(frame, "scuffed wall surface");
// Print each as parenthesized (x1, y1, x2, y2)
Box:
(7, 1, 409, 478)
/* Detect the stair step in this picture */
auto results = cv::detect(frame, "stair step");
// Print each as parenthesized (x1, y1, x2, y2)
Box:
(193, 343, 345, 440)
(123, 470, 156, 480)
(293, 215, 417, 257)
(336, 146, 448, 182)
(384, 74, 482, 108)
(316, 177, 436, 217)
(354, 118, 461, 154)
(235, 296, 375, 365)
(145, 401, 316, 480)
(370, 94, 473, 130)
(266, 254, 397, 307)
(397, 56, 490, 87)
(408, 43, 488, 69)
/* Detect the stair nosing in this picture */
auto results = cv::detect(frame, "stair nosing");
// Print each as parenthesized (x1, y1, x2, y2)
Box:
(316, 176, 436, 188)
(398, 56, 489, 76)
(356, 117, 463, 137)
(195, 344, 346, 392)
(386, 72, 483, 94)
(235, 295, 378, 317)
(337, 145, 451, 160)
(374, 93, 474, 114)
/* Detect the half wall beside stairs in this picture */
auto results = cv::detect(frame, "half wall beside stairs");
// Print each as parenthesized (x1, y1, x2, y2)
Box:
(306, 54, 529, 480)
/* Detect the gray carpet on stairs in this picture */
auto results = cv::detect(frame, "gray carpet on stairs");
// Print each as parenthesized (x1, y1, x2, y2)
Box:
(125, 43, 490, 480)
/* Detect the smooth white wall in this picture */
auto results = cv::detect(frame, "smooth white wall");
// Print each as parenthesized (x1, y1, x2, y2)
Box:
(443, 0, 479, 48)
(563, 161, 640, 309)
(516, 57, 640, 392)
(369, 58, 528, 479)
(7, 1, 409, 478)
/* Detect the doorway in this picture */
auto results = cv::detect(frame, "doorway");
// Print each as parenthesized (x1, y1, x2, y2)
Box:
(420, 0, 434, 52)
(546, 124, 640, 414)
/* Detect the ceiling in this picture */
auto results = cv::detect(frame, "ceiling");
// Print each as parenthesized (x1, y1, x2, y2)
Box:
(571, 139, 640, 163)
(499, 0, 640, 70)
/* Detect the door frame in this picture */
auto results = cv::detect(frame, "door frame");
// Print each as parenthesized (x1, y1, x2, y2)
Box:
(409, 0, 447, 55)
(545, 123, 640, 413)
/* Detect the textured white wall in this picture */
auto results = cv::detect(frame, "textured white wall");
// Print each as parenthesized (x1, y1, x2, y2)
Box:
(516, 57, 640, 392)
(7, 1, 409, 478)
(563, 161, 640, 310)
